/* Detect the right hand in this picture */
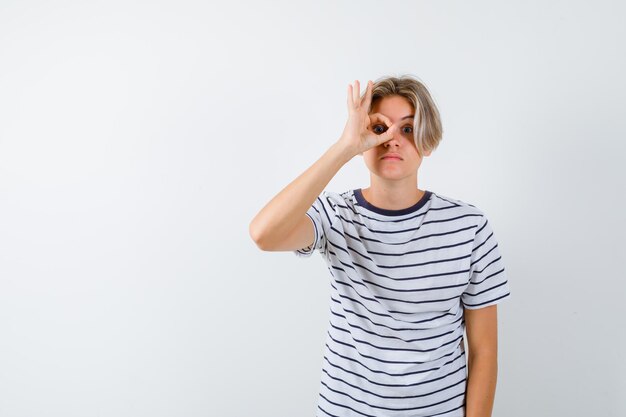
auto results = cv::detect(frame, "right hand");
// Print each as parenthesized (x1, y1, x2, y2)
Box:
(337, 80, 398, 157)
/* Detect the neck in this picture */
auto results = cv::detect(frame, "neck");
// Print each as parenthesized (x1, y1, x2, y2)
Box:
(362, 177, 423, 211)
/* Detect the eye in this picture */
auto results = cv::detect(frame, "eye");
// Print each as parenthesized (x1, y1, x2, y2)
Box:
(372, 124, 387, 134)
(372, 124, 413, 135)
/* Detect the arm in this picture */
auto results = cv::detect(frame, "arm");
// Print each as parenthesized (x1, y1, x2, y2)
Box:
(248, 141, 352, 251)
(248, 79, 397, 251)
(464, 304, 499, 417)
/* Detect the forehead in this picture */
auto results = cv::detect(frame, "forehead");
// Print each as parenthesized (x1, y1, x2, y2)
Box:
(371, 95, 414, 120)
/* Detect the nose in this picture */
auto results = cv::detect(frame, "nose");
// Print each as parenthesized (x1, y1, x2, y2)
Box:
(384, 130, 401, 147)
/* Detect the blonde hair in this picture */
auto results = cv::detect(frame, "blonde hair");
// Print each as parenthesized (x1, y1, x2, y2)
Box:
(368, 74, 443, 156)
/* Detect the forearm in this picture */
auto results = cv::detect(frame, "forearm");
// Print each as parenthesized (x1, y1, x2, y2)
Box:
(465, 352, 498, 417)
(249, 141, 353, 247)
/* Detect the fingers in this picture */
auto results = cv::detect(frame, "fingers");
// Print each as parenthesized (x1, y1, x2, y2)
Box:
(378, 124, 398, 145)
(369, 112, 392, 127)
(363, 80, 373, 109)
(347, 80, 360, 110)
(347, 79, 373, 111)
(353, 80, 360, 105)
(366, 112, 398, 146)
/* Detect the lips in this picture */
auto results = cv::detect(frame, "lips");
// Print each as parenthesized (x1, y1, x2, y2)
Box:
(381, 153, 403, 160)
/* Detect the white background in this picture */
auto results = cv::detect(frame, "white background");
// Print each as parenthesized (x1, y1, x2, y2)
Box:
(1, 1, 624, 416)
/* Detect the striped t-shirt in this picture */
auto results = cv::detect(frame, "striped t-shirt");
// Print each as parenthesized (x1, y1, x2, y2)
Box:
(293, 188, 511, 417)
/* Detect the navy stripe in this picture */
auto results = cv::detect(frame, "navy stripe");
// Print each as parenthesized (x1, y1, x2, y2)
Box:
(324, 342, 466, 380)
(335, 223, 477, 247)
(351, 200, 459, 223)
(464, 279, 509, 297)
(318, 402, 466, 417)
(329, 295, 462, 332)
(318, 389, 466, 414)
(463, 292, 511, 308)
(327, 233, 474, 260)
(322, 348, 466, 384)
(319, 195, 335, 225)
(463, 281, 508, 297)
(329, 306, 463, 343)
(333, 269, 469, 296)
(471, 251, 501, 271)
(434, 194, 462, 207)
(471, 249, 497, 271)
(331, 274, 463, 313)
(329, 281, 458, 322)
(342, 259, 471, 283)
(321, 370, 466, 400)
(337, 212, 481, 235)
(328, 322, 464, 353)
(472, 232, 495, 255)
(325, 331, 459, 365)
(467, 267, 505, 286)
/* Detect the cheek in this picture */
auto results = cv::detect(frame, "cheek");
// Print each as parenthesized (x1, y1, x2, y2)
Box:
(363, 154, 381, 170)
(362, 151, 377, 163)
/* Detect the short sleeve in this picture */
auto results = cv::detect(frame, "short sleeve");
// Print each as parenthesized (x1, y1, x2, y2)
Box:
(293, 192, 337, 258)
(461, 215, 511, 309)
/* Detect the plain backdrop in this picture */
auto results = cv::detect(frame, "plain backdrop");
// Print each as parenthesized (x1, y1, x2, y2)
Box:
(1, 1, 625, 416)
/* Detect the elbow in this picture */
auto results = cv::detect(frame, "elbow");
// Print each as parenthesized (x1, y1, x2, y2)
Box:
(249, 219, 268, 250)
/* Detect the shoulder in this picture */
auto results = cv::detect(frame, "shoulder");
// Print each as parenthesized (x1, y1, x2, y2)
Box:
(429, 191, 487, 226)
(317, 189, 355, 208)
(312, 190, 360, 222)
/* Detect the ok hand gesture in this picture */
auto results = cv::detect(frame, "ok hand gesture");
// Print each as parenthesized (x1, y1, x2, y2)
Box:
(337, 80, 397, 157)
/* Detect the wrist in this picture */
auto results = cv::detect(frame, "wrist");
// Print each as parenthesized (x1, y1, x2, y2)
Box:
(330, 141, 357, 165)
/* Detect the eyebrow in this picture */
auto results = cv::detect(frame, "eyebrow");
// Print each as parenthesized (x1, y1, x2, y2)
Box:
(401, 115, 414, 120)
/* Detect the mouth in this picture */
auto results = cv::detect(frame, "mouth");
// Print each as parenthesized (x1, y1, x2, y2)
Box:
(381, 154, 403, 160)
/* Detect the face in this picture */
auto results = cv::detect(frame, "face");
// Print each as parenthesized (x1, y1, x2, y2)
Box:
(361, 95, 432, 181)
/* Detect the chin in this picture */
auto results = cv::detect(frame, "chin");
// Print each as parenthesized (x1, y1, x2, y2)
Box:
(375, 171, 411, 180)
